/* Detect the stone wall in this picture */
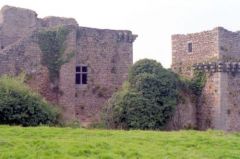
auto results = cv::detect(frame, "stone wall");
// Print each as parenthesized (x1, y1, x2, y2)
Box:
(166, 90, 197, 130)
(0, 5, 137, 125)
(74, 27, 135, 124)
(197, 72, 220, 130)
(58, 25, 78, 121)
(226, 73, 240, 131)
(219, 27, 240, 59)
(217, 28, 240, 131)
(0, 5, 38, 48)
(172, 27, 240, 131)
(172, 28, 219, 77)
(171, 28, 220, 130)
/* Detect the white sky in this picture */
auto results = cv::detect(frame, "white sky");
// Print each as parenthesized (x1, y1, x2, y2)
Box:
(0, 0, 239, 68)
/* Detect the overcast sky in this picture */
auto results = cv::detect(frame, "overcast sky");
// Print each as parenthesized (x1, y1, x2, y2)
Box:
(0, 0, 239, 68)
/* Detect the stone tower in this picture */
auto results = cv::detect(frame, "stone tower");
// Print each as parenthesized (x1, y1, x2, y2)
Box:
(172, 27, 240, 131)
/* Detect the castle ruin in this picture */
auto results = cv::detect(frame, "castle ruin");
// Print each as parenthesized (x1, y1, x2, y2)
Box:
(2, 5, 240, 131)
(0, 5, 137, 125)
(171, 27, 240, 131)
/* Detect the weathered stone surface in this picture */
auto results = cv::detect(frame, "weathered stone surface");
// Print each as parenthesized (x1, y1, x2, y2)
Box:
(172, 27, 240, 131)
(172, 27, 219, 77)
(0, 5, 38, 47)
(166, 91, 197, 130)
(0, 5, 137, 125)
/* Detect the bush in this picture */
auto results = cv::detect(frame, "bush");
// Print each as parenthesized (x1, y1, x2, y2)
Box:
(128, 59, 163, 85)
(103, 59, 178, 129)
(0, 75, 59, 126)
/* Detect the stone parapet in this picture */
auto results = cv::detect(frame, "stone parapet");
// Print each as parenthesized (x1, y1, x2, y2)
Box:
(193, 61, 240, 73)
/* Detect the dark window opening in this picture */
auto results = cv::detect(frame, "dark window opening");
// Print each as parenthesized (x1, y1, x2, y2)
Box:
(188, 43, 192, 53)
(76, 66, 81, 72)
(82, 66, 87, 72)
(75, 73, 81, 84)
(75, 65, 88, 85)
(1, 46, 4, 49)
(82, 74, 87, 84)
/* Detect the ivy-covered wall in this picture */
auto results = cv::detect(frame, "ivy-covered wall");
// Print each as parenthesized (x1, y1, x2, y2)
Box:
(37, 27, 74, 88)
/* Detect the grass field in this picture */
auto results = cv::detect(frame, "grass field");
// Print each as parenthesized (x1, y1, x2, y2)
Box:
(0, 126, 240, 159)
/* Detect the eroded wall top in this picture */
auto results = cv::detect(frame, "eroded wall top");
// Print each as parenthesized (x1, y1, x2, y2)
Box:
(0, 5, 137, 50)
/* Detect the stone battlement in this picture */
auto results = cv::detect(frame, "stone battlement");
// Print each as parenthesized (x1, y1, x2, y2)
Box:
(193, 61, 240, 73)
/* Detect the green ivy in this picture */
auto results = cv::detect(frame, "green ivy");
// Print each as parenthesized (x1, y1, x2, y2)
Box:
(177, 70, 206, 97)
(37, 27, 74, 87)
(190, 70, 206, 96)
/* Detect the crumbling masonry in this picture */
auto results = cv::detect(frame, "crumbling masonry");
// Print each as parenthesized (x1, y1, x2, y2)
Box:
(2, 5, 240, 131)
(0, 6, 137, 125)
(171, 27, 240, 131)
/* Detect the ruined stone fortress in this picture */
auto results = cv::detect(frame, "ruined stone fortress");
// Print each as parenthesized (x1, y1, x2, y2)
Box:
(1, 5, 240, 131)
(0, 5, 137, 124)
(172, 27, 240, 131)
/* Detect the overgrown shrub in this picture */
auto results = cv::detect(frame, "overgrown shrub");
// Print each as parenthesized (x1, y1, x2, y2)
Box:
(103, 59, 178, 129)
(128, 59, 163, 85)
(0, 75, 59, 126)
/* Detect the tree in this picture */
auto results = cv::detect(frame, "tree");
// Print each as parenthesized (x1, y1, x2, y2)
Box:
(103, 59, 178, 129)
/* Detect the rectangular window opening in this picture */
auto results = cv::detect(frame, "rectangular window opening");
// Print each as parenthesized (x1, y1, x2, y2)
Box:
(75, 65, 88, 85)
(82, 66, 87, 73)
(75, 73, 81, 84)
(82, 74, 87, 84)
(188, 42, 192, 53)
(76, 66, 81, 72)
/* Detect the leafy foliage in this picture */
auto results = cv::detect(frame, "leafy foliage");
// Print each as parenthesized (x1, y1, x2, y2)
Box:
(189, 71, 206, 96)
(103, 59, 178, 129)
(37, 27, 74, 86)
(0, 75, 59, 126)
(128, 59, 163, 85)
(178, 70, 207, 96)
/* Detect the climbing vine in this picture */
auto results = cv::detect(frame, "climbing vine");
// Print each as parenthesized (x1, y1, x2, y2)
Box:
(189, 70, 207, 96)
(37, 27, 74, 88)
(178, 70, 206, 96)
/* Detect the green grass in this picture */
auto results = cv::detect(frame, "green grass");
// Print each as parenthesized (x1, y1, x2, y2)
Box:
(0, 126, 240, 159)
